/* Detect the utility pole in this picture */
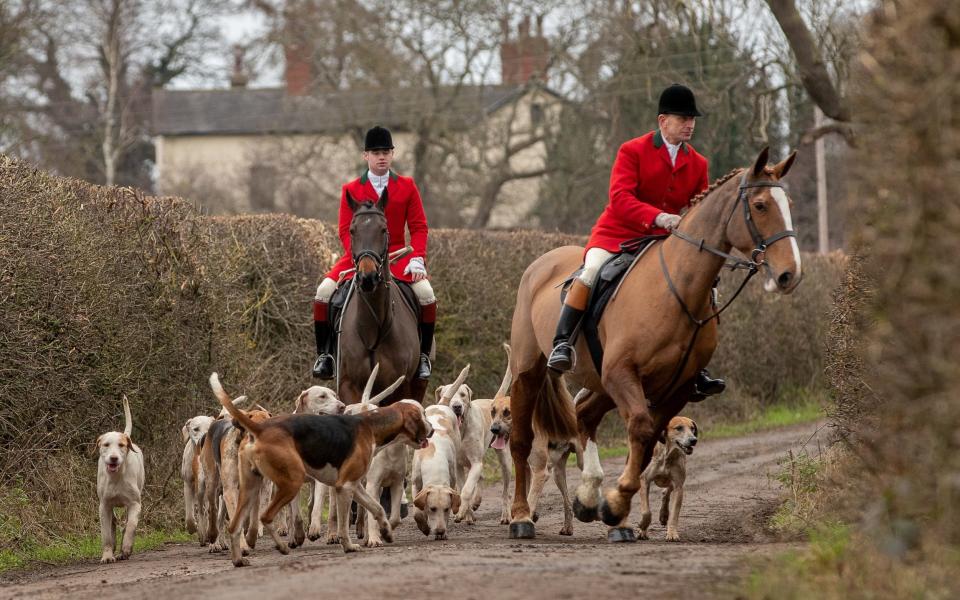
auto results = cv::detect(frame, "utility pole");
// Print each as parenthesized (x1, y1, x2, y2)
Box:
(815, 106, 829, 253)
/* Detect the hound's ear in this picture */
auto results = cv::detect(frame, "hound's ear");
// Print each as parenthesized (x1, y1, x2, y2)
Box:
(434, 385, 443, 404)
(658, 428, 667, 444)
(464, 384, 474, 402)
(772, 150, 797, 179)
(124, 434, 139, 452)
(449, 489, 462, 514)
(413, 488, 429, 511)
(376, 185, 389, 213)
(691, 420, 699, 438)
(345, 189, 360, 213)
(94, 435, 103, 454)
(181, 422, 190, 443)
(751, 146, 770, 177)
(295, 390, 308, 413)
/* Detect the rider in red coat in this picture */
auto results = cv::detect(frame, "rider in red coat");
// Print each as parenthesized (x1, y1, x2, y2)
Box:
(546, 84, 725, 397)
(312, 126, 436, 380)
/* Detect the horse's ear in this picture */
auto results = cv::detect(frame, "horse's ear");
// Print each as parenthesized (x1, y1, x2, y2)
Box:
(376, 186, 389, 213)
(751, 146, 770, 178)
(345, 189, 360, 213)
(772, 150, 797, 179)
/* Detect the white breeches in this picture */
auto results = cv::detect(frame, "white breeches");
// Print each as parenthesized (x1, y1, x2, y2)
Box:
(577, 248, 616, 288)
(315, 277, 435, 305)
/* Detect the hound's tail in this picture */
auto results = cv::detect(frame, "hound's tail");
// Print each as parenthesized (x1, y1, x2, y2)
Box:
(360, 363, 406, 406)
(122, 395, 133, 436)
(495, 344, 513, 399)
(440, 364, 471, 403)
(210, 373, 264, 436)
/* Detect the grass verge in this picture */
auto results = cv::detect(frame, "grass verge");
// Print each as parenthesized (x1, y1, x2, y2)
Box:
(0, 529, 192, 574)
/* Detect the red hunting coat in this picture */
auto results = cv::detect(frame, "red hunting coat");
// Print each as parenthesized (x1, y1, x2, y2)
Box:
(325, 170, 428, 283)
(587, 130, 709, 253)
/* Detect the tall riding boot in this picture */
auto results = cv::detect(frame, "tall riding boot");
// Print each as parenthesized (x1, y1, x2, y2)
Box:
(546, 279, 590, 372)
(416, 301, 436, 379)
(312, 300, 336, 379)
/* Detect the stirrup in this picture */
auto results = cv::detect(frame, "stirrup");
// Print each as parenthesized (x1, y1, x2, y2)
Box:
(547, 342, 576, 372)
(416, 353, 432, 379)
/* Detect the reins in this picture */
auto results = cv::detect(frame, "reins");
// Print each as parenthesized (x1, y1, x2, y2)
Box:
(653, 171, 796, 405)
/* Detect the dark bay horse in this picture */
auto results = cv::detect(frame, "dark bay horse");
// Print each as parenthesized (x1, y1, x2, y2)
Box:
(506, 148, 802, 540)
(337, 189, 426, 406)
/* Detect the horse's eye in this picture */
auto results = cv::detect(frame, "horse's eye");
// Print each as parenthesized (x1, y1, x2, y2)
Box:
(753, 201, 766, 212)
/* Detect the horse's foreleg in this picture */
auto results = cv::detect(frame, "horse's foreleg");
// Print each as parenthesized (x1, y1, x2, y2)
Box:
(573, 391, 613, 523)
(600, 369, 658, 533)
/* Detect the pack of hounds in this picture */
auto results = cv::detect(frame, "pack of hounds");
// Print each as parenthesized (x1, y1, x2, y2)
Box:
(95, 345, 700, 566)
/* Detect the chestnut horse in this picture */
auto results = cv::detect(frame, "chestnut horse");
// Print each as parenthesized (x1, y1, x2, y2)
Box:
(506, 148, 802, 540)
(337, 189, 426, 406)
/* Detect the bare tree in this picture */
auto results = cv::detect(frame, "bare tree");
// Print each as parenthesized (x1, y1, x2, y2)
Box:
(6, 0, 229, 188)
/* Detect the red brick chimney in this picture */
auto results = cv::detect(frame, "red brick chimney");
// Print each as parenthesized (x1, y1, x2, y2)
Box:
(500, 14, 549, 86)
(284, 42, 312, 96)
(282, 5, 315, 96)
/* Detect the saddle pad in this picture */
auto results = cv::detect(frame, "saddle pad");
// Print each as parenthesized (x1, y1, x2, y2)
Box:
(561, 235, 666, 375)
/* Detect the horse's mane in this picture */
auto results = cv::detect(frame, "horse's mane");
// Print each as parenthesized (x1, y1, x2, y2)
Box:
(687, 168, 743, 207)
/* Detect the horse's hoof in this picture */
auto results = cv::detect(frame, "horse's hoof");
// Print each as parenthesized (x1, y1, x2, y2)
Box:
(607, 527, 637, 543)
(573, 497, 598, 523)
(509, 521, 536, 539)
(599, 498, 624, 527)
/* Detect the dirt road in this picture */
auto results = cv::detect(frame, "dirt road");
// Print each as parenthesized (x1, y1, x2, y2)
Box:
(1, 422, 826, 600)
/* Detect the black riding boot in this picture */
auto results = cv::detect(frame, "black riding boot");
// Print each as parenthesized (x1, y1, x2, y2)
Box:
(547, 280, 590, 372)
(693, 369, 726, 396)
(312, 300, 336, 379)
(546, 305, 586, 372)
(417, 321, 435, 379)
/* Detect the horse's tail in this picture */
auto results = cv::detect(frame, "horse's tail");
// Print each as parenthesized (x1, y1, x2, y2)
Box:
(209, 373, 264, 437)
(533, 372, 578, 441)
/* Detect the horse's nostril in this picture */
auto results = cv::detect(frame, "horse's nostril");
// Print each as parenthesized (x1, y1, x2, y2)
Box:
(778, 271, 793, 288)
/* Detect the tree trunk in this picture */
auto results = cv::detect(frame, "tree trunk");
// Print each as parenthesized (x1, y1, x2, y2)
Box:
(764, 0, 851, 122)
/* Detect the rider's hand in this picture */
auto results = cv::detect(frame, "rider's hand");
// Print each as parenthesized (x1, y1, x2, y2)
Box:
(655, 212, 682, 231)
(404, 257, 428, 282)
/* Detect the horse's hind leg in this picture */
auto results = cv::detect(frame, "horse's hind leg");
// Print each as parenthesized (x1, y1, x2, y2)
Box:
(508, 369, 539, 539)
(573, 391, 614, 523)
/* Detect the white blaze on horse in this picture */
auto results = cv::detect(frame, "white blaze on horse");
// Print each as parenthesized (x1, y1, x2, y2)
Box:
(505, 147, 801, 541)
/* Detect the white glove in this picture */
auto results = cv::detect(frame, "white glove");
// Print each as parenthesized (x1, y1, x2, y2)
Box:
(404, 256, 427, 278)
(654, 212, 682, 230)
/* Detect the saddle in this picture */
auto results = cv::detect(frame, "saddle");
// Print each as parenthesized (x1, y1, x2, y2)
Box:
(560, 235, 667, 375)
(329, 279, 421, 338)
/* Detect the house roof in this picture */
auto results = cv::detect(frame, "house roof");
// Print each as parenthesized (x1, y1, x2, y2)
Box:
(151, 84, 556, 137)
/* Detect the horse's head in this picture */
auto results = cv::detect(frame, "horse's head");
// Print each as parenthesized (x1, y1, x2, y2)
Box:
(725, 148, 802, 294)
(346, 188, 389, 292)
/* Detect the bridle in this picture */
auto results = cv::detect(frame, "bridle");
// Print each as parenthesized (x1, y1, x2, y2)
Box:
(654, 170, 797, 405)
(668, 171, 797, 280)
(351, 207, 390, 286)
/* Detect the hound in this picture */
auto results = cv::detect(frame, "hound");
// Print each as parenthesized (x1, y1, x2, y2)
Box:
(437, 354, 512, 524)
(489, 350, 582, 535)
(211, 372, 431, 565)
(637, 416, 699, 541)
(96, 396, 145, 563)
(181, 414, 215, 542)
(197, 398, 271, 553)
(344, 366, 409, 547)
(412, 403, 462, 539)
(290, 385, 345, 543)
